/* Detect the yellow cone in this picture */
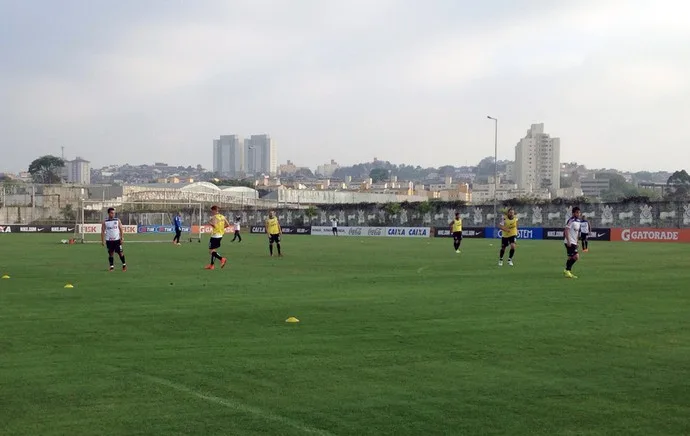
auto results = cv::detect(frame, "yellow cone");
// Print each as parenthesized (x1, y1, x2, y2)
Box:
(285, 316, 299, 323)
(64, 283, 74, 289)
(1, 275, 9, 279)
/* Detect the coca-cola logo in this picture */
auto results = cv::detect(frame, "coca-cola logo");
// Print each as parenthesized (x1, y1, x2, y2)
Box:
(368, 228, 383, 236)
(348, 227, 362, 236)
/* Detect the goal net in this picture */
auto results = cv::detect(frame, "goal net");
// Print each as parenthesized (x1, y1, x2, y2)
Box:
(75, 201, 204, 243)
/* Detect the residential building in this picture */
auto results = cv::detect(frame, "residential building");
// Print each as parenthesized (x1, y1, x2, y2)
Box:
(316, 159, 340, 178)
(64, 157, 91, 184)
(514, 123, 561, 193)
(579, 176, 610, 198)
(213, 135, 244, 177)
(278, 160, 298, 176)
(245, 134, 277, 176)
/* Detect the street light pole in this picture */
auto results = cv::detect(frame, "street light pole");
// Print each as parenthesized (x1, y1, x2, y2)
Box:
(487, 116, 498, 237)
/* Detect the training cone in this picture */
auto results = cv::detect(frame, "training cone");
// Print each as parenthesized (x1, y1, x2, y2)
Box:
(1, 275, 9, 279)
(285, 316, 300, 323)
(64, 283, 74, 289)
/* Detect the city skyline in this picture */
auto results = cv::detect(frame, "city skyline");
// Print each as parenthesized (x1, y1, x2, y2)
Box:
(2, 1, 688, 174)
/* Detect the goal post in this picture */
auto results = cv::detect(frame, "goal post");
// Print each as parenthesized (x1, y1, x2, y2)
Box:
(75, 201, 204, 243)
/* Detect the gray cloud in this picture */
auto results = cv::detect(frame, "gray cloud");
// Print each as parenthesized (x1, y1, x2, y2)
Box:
(1, 0, 689, 173)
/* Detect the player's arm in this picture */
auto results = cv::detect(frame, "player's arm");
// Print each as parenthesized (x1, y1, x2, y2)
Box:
(277, 220, 282, 235)
(498, 218, 508, 232)
(118, 219, 125, 244)
(224, 217, 231, 228)
(100, 221, 105, 246)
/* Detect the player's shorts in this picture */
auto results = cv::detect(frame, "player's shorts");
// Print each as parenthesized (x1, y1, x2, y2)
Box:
(565, 243, 578, 257)
(580, 232, 589, 241)
(269, 233, 280, 243)
(332, 227, 338, 232)
(106, 240, 123, 253)
(452, 231, 462, 241)
(501, 236, 516, 247)
(209, 237, 222, 250)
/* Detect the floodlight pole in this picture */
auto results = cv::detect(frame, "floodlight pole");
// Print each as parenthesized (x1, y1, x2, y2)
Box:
(487, 116, 498, 237)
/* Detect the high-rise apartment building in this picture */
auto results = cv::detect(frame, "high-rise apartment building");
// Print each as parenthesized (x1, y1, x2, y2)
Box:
(213, 135, 245, 177)
(514, 123, 561, 192)
(245, 134, 276, 176)
(64, 157, 91, 184)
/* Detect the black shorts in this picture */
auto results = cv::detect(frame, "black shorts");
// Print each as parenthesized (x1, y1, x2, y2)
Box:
(580, 233, 588, 241)
(565, 243, 578, 257)
(332, 227, 338, 232)
(174, 228, 182, 236)
(452, 231, 462, 241)
(269, 234, 280, 243)
(209, 237, 222, 250)
(106, 240, 122, 253)
(501, 236, 516, 247)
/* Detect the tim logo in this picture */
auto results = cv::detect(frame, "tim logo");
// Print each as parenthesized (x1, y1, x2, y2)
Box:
(0, 226, 11, 233)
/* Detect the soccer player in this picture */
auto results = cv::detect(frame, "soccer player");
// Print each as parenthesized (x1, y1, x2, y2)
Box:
(172, 212, 182, 245)
(564, 207, 582, 278)
(449, 212, 463, 253)
(498, 208, 518, 266)
(266, 211, 282, 256)
(205, 205, 229, 270)
(331, 217, 339, 236)
(231, 216, 242, 242)
(579, 214, 590, 252)
(101, 207, 127, 272)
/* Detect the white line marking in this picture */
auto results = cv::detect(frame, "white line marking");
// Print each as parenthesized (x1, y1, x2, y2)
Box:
(416, 266, 428, 273)
(137, 373, 335, 436)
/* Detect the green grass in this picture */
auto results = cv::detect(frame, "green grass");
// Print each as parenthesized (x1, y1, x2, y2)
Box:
(1, 234, 689, 435)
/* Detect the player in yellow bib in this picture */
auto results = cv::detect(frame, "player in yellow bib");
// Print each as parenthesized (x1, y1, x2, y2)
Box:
(265, 210, 282, 257)
(498, 208, 518, 267)
(205, 205, 230, 270)
(449, 212, 463, 253)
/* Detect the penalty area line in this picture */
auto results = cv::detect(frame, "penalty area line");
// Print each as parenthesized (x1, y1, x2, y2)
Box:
(136, 373, 335, 436)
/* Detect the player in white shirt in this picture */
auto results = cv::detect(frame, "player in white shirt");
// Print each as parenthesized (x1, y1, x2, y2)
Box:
(563, 207, 581, 279)
(579, 215, 590, 252)
(331, 218, 338, 236)
(101, 207, 127, 272)
(231, 216, 242, 242)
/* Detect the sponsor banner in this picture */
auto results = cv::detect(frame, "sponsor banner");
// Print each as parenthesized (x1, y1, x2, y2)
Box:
(249, 226, 311, 235)
(311, 226, 431, 237)
(0, 225, 76, 233)
(138, 225, 192, 233)
(484, 227, 544, 240)
(191, 225, 235, 234)
(543, 228, 611, 241)
(611, 228, 690, 243)
(433, 227, 485, 238)
(77, 224, 138, 234)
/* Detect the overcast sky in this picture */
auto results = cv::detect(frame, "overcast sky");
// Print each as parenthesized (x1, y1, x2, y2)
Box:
(1, 0, 689, 173)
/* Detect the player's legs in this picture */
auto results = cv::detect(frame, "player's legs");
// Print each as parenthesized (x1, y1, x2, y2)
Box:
(207, 238, 226, 268)
(236, 230, 242, 242)
(564, 244, 579, 277)
(499, 238, 509, 265)
(453, 233, 462, 252)
(582, 234, 588, 251)
(107, 247, 115, 270)
(508, 240, 516, 265)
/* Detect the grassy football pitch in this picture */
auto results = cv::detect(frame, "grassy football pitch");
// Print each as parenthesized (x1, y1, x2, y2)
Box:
(1, 234, 689, 435)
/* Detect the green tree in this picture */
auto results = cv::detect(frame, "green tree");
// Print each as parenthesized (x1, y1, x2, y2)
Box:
(304, 206, 318, 222)
(28, 155, 65, 184)
(665, 170, 690, 200)
(383, 202, 401, 216)
(369, 168, 389, 183)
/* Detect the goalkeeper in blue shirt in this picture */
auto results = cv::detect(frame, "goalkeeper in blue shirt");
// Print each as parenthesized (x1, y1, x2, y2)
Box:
(173, 212, 183, 245)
